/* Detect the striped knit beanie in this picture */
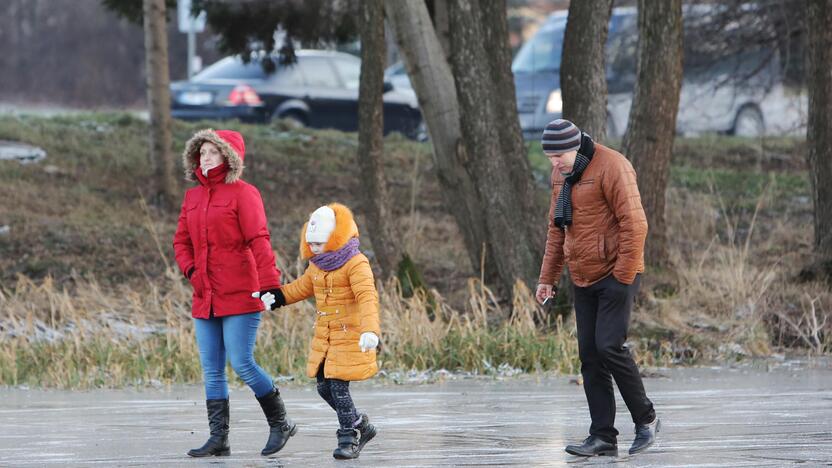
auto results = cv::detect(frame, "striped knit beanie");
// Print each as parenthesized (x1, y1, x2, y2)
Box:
(541, 119, 581, 154)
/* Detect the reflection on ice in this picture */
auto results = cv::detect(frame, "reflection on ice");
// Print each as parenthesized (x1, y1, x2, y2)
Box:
(0, 364, 830, 467)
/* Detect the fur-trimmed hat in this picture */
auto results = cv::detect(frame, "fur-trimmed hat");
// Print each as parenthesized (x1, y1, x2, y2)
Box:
(299, 203, 359, 260)
(182, 129, 246, 184)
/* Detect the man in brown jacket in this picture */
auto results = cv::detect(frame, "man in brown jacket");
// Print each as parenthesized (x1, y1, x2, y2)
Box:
(535, 119, 659, 457)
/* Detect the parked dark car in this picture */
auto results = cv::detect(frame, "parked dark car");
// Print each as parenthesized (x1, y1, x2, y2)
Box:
(171, 50, 424, 139)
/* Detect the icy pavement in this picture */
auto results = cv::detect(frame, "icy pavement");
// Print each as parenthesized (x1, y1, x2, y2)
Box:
(0, 364, 830, 467)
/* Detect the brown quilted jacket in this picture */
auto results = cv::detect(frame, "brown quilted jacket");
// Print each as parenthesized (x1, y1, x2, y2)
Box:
(538, 143, 647, 287)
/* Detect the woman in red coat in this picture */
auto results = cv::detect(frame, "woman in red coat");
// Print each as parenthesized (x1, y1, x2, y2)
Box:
(173, 129, 295, 458)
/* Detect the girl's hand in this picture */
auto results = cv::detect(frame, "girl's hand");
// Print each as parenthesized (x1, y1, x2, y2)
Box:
(358, 332, 379, 352)
(252, 289, 284, 311)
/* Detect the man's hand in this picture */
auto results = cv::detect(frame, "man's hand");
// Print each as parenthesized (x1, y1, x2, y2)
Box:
(251, 289, 285, 311)
(358, 332, 379, 352)
(535, 283, 555, 305)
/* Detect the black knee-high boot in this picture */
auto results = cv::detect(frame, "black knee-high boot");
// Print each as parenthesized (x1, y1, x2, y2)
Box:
(187, 399, 230, 457)
(256, 388, 297, 456)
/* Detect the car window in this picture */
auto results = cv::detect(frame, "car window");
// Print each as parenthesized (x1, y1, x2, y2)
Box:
(299, 57, 341, 88)
(192, 57, 267, 81)
(512, 17, 567, 74)
(271, 63, 305, 87)
(390, 62, 406, 76)
(606, 13, 637, 94)
(331, 57, 361, 90)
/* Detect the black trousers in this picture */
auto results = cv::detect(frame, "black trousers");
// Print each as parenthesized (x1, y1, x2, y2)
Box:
(573, 274, 655, 443)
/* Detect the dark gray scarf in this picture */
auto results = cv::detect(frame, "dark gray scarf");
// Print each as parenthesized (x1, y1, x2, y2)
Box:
(554, 133, 595, 229)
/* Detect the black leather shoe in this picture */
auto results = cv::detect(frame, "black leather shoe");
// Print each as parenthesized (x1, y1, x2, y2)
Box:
(629, 417, 660, 454)
(565, 435, 618, 457)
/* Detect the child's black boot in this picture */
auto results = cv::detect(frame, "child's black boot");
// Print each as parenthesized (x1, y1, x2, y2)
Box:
(333, 413, 376, 459)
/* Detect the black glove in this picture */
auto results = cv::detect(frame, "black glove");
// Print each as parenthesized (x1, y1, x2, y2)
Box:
(257, 288, 286, 310)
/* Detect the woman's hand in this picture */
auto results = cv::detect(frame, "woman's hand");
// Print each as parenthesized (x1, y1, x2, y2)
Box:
(358, 332, 379, 352)
(187, 267, 201, 293)
(252, 289, 285, 311)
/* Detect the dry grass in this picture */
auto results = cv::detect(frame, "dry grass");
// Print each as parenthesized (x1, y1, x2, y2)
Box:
(643, 170, 830, 361)
(1, 115, 828, 389)
(0, 266, 590, 389)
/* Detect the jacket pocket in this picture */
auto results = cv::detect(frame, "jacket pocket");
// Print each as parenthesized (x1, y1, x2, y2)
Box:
(597, 235, 606, 260)
(605, 234, 619, 261)
(219, 253, 257, 295)
(563, 237, 572, 261)
(185, 201, 201, 236)
(190, 269, 204, 298)
(208, 198, 235, 224)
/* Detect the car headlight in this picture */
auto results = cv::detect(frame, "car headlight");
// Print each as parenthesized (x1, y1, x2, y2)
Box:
(545, 89, 563, 114)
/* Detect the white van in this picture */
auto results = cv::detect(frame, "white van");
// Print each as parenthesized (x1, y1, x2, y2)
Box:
(512, 6, 807, 139)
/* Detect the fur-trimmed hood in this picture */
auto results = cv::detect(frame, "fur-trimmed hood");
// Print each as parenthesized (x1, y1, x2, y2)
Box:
(299, 203, 359, 260)
(182, 129, 246, 184)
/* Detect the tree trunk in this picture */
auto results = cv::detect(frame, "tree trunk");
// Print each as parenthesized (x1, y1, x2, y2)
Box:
(805, 0, 832, 274)
(142, 0, 176, 209)
(479, 0, 539, 226)
(356, 0, 401, 280)
(622, 0, 683, 269)
(427, 0, 451, 58)
(385, 0, 495, 283)
(447, 0, 543, 292)
(560, 0, 613, 139)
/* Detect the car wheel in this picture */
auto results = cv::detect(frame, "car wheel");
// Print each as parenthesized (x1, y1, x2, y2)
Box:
(732, 105, 764, 138)
(414, 119, 429, 142)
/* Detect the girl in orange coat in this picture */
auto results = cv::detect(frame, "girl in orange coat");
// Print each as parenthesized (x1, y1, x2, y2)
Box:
(257, 203, 380, 459)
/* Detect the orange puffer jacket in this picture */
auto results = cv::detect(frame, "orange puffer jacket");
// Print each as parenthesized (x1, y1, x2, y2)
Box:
(538, 143, 648, 288)
(280, 203, 380, 381)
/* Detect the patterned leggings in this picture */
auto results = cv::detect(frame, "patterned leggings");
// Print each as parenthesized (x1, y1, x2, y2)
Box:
(316, 365, 360, 429)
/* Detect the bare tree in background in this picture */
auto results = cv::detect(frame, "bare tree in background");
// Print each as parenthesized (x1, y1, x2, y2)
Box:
(356, 0, 402, 280)
(143, 0, 177, 209)
(560, 0, 613, 138)
(385, 1, 491, 284)
(804, 0, 832, 279)
(622, 0, 683, 269)
(425, 0, 451, 58)
(387, 0, 543, 293)
(446, 0, 543, 292)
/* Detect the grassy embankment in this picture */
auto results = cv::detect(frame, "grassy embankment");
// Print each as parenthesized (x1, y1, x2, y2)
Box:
(0, 113, 826, 389)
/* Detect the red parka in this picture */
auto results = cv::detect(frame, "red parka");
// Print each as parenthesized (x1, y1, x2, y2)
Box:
(173, 129, 281, 318)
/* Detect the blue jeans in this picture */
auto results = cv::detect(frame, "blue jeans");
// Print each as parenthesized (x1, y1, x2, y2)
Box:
(194, 312, 274, 400)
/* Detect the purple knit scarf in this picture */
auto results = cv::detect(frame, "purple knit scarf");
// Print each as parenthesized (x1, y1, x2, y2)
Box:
(310, 237, 360, 271)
